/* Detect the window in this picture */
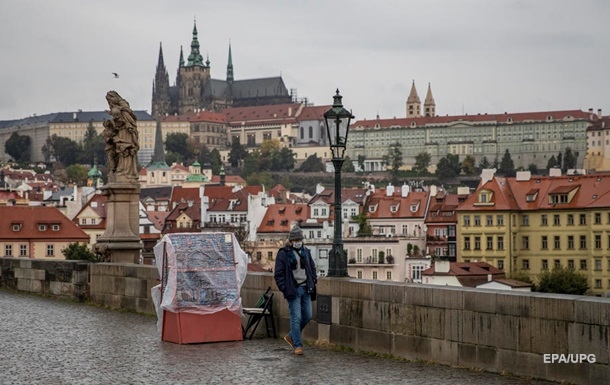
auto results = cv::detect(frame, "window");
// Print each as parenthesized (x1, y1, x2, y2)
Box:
(474, 215, 481, 226)
(474, 236, 481, 250)
(412, 265, 424, 281)
(580, 214, 586, 225)
(542, 259, 548, 270)
(522, 259, 530, 270)
(372, 271, 378, 280)
(38, 224, 47, 231)
(386, 271, 392, 280)
(522, 236, 529, 250)
(5, 245, 12, 257)
(497, 215, 504, 226)
(52, 224, 60, 231)
(357, 271, 363, 279)
(522, 215, 529, 226)
(595, 259, 602, 271)
(20, 244, 27, 257)
(463, 216, 470, 226)
(554, 259, 561, 269)
(497, 236, 504, 250)
(580, 235, 587, 249)
(357, 249, 362, 263)
(567, 214, 574, 225)
(595, 235, 602, 249)
(554, 215, 561, 226)
(595, 279, 602, 289)
(486, 236, 493, 250)
(541, 215, 548, 226)
(498, 260, 504, 270)
(580, 259, 587, 270)
(541, 236, 548, 250)
(81, 218, 87, 225)
(46, 244, 54, 257)
(568, 235, 574, 249)
(554, 236, 560, 250)
(402, 225, 409, 235)
(464, 237, 471, 250)
(486, 215, 493, 226)
(595, 212, 602, 224)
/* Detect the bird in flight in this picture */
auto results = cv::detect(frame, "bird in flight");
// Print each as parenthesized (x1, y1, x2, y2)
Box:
(112, 73, 119, 78)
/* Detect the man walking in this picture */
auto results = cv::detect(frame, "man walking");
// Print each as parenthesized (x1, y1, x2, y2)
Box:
(274, 225, 317, 355)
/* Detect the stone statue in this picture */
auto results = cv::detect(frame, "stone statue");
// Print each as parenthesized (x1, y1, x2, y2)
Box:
(104, 91, 139, 180)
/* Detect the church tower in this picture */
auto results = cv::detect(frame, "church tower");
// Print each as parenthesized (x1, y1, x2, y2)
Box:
(424, 83, 436, 117)
(226, 42, 234, 85)
(406, 80, 421, 118)
(151, 43, 172, 118)
(178, 20, 211, 115)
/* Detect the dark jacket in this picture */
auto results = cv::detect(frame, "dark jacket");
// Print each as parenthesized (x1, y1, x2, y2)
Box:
(274, 244, 317, 300)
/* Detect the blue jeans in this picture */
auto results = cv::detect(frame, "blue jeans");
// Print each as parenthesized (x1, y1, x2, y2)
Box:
(287, 285, 312, 348)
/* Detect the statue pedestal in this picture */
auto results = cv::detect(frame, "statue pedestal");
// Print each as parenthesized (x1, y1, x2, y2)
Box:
(95, 181, 142, 264)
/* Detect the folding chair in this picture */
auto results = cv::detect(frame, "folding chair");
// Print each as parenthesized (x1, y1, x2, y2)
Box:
(242, 287, 277, 340)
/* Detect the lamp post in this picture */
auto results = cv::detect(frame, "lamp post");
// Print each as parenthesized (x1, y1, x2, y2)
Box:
(324, 89, 354, 277)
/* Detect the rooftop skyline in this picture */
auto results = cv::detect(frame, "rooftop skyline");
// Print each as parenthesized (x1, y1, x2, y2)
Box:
(1, 0, 608, 121)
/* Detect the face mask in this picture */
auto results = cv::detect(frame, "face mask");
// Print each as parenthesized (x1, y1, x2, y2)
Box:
(292, 242, 302, 249)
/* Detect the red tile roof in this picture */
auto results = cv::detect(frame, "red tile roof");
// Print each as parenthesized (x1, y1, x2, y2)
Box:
(224, 103, 302, 123)
(188, 111, 227, 123)
(0, 206, 89, 241)
(298, 105, 331, 121)
(170, 187, 200, 208)
(257, 204, 309, 234)
(365, 188, 429, 219)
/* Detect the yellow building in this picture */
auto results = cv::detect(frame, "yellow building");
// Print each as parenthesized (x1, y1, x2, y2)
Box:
(456, 170, 610, 296)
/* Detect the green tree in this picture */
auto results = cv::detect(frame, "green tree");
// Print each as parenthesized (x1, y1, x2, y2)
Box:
(461, 155, 477, 176)
(298, 154, 325, 172)
(242, 150, 260, 177)
(527, 163, 538, 174)
(228, 137, 248, 168)
(210, 148, 222, 175)
(66, 164, 89, 185)
(383, 142, 403, 184)
(357, 155, 366, 172)
(342, 155, 355, 172)
(563, 147, 577, 172)
(81, 123, 105, 165)
(273, 147, 296, 171)
(436, 153, 461, 179)
(536, 267, 589, 295)
(42, 135, 82, 166)
(62, 243, 102, 262)
(478, 156, 491, 171)
(556, 151, 563, 170)
(245, 171, 275, 189)
(353, 213, 372, 236)
(5, 132, 31, 163)
(498, 149, 515, 177)
(164, 133, 191, 160)
(413, 152, 431, 175)
(546, 155, 557, 170)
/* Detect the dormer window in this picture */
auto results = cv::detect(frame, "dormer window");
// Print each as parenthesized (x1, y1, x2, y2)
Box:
(52, 224, 60, 231)
(526, 189, 539, 202)
(12, 224, 21, 232)
(390, 205, 398, 213)
(39, 224, 47, 231)
(369, 205, 377, 213)
(410, 204, 418, 213)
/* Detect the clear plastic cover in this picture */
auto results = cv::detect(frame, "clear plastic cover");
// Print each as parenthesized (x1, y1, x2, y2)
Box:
(152, 232, 248, 317)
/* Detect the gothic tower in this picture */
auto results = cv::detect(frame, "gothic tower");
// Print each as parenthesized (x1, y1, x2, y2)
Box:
(406, 80, 421, 118)
(226, 42, 234, 85)
(424, 82, 436, 117)
(178, 20, 211, 115)
(151, 43, 171, 118)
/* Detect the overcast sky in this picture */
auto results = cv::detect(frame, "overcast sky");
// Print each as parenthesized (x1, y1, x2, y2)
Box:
(1, 0, 608, 122)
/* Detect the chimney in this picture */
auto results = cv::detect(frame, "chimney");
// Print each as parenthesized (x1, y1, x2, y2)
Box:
(549, 168, 562, 177)
(487, 273, 492, 282)
(73, 112, 77, 120)
(428, 185, 436, 197)
(516, 171, 531, 181)
(598, 109, 603, 119)
(435, 260, 450, 273)
(402, 183, 410, 197)
(187, 199, 194, 208)
(589, 108, 594, 120)
(288, 107, 292, 116)
(386, 183, 394, 196)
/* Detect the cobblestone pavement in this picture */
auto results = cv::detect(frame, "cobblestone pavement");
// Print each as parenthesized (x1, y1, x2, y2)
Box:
(0, 290, 555, 385)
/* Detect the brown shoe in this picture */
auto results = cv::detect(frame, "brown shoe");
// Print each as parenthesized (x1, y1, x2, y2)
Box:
(283, 334, 293, 348)
(293, 347, 304, 355)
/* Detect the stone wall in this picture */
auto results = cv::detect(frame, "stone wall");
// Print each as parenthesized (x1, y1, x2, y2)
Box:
(2, 257, 608, 385)
(0, 257, 88, 300)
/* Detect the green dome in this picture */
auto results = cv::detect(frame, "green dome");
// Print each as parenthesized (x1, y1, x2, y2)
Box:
(88, 165, 102, 178)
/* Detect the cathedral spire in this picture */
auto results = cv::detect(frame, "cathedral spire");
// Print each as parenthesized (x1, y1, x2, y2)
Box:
(151, 119, 168, 166)
(179, 45, 184, 68)
(424, 82, 436, 117)
(187, 20, 204, 67)
(151, 42, 170, 117)
(157, 42, 166, 70)
(226, 41, 234, 84)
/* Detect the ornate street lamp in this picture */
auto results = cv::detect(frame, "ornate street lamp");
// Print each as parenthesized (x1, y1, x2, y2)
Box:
(324, 89, 354, 277)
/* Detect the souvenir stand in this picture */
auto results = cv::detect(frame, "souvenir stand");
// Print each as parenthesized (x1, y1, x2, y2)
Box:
(152, 232, 248, 344)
